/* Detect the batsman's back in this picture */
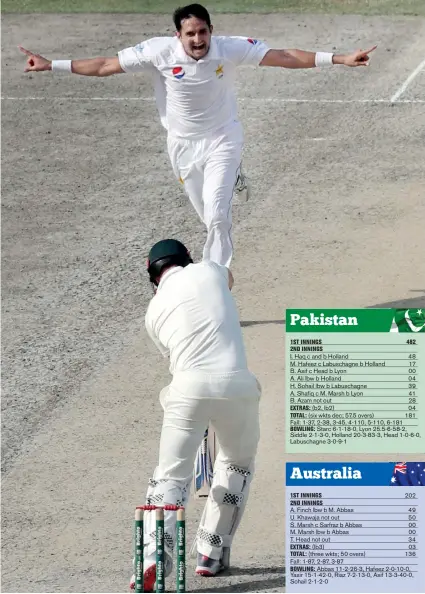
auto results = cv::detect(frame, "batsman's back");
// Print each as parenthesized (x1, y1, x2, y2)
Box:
(145, 260, 248, 373)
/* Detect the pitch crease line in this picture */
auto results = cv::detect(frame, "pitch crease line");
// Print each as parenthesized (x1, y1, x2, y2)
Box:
(2, 96, 425, 104)
(390, 57, 425, 102)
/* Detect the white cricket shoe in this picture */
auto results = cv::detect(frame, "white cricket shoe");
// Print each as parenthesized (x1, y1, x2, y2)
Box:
(234, 169, 251, 202)
(130, 550, 173, 592)
(195, 553, 225, 577)
(130, 561, 157, 593)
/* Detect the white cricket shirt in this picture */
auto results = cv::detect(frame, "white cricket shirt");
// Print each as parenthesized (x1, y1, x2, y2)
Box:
(118, 36, 269, 139)
(145, 261, 248, 374)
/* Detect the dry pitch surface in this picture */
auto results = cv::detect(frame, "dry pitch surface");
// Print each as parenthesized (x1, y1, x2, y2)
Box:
(2, 12, 425, 593)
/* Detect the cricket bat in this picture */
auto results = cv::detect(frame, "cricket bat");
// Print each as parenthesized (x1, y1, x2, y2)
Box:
(193, 425, 217, 499)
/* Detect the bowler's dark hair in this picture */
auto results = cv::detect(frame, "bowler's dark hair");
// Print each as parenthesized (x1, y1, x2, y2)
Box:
(173, 4, 212, 31)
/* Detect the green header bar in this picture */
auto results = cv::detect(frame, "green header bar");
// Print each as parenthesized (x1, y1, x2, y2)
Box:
(285, 308, 425, 332)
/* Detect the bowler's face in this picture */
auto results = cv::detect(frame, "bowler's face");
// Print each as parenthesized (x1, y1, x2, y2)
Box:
(177, 17, 212, 60)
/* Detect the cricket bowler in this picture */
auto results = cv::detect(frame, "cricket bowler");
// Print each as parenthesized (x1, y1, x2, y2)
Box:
(19, 3, 376, 268)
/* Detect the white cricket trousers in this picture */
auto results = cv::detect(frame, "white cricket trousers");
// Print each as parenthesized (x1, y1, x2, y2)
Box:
(145, 369, 261, 559)
(167, 123, 244, 268)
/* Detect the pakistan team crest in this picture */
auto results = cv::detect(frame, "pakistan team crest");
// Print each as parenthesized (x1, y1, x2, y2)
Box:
(390, 308, 425, 332)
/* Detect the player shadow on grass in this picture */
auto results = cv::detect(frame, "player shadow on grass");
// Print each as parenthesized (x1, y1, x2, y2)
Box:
(194, 566, 285, 593)
(368, 290, 425, 310)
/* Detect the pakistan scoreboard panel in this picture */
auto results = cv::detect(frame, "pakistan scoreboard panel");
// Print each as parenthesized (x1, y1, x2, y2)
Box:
(285, 309, 425, 454)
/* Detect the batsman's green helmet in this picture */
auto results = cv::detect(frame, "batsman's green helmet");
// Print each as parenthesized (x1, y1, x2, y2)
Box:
(146, 239, 193, 285)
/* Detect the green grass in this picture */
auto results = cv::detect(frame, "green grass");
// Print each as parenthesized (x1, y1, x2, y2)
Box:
(2, 0, 425, 14)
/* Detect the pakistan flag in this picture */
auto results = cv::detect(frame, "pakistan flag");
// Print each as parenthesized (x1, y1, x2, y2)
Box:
(390, 308, 425, 332)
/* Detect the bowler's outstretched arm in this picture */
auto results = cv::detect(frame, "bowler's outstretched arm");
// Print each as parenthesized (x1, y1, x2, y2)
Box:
(260, 45, 377, 69)
(19, 46, 124, 76)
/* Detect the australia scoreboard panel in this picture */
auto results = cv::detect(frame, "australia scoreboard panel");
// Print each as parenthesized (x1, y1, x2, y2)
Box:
(285, 462, 425, 593)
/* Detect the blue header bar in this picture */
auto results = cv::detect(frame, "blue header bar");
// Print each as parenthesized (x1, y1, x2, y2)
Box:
(285, 462, 408, 486)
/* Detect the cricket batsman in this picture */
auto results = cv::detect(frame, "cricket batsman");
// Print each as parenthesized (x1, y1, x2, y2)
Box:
(19, 3, 376, 268)
(130, 238, 262, 590)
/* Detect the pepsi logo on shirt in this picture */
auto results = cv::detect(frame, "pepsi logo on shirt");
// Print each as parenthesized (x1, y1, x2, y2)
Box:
(172, 66, 185, 79)
(248, 38, 258, 45)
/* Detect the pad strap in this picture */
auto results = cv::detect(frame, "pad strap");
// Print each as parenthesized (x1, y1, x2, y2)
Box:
(211, 485, 244, 507)
(197, 527, 232, 549)
(146, 477, 185, 507)
(228, 465, 251, 477)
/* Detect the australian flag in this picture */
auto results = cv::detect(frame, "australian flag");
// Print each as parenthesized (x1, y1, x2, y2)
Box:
(390, 462, 425, 486)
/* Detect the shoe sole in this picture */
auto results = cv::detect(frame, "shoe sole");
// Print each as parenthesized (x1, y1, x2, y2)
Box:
(196, 568, 216, 577)
(196, 564, 225, 577)
(234, 183, 251, 202)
